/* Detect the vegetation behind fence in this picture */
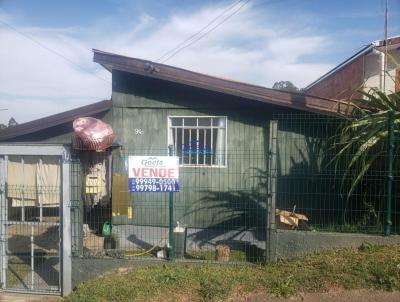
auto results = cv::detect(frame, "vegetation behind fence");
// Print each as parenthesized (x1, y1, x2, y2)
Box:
(275, 112, 399, 235)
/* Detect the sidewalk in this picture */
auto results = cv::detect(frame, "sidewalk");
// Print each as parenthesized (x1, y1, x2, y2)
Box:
(0, 292, 60, 302)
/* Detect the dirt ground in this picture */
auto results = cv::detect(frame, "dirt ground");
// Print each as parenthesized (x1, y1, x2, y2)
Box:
(234, 289, 400, 302)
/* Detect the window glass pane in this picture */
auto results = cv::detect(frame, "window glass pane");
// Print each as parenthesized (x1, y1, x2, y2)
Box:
(184, 118, 196, 126)
(215, 129, 226, 166)
(212, 128, 218, 165)
(172, 127, 176, 149)
(176, 128, 183, 164)
(212, 117, 225, 127)
(169, 116, 226, 166)
(198, 118, 211, 126)
(212, 117, 226, 127)
(171, 118, 183, 126)
(198, 129, 205, 164)
(205, 129, 212, 165)
(182, 129, 190, 164)
(190, 129, 197, 164)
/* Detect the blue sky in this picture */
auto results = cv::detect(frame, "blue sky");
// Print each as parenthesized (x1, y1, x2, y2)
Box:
(0, 0, 399, 123)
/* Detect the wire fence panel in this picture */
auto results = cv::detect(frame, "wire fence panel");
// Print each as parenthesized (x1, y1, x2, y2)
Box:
(70, 147, 267, 263)
(274, 113, 399, 235)
(0, 155, 61, 293)
(66, 112, 399, 266)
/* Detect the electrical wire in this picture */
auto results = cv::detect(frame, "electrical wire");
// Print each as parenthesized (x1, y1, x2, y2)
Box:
(0, 19, 110, 84)
(159, 0, 251, 64)
(158, 0, 301, 64)
(156, 0, 246, 62)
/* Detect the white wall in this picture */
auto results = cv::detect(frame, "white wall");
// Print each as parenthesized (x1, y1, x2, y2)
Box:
(363, 48, 400, 93)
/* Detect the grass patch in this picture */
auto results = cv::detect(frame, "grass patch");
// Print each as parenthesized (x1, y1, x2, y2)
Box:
(65, 244, 400, 302)
(6, 256, 31, 288)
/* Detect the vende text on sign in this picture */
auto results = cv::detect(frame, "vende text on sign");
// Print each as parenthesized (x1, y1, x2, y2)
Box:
(128, 156, 180, 192)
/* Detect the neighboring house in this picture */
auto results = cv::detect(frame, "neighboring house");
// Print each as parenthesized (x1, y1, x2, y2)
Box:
(0, 100, 112, 143)
(305, 36, 400, 100)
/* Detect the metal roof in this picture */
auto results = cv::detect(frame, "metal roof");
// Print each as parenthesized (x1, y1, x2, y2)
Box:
(0, 100, 112, 141)
(93, 49, 354, 116)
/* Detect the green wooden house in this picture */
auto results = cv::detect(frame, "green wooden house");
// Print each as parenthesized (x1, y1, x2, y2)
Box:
(0, 50, 351, 259)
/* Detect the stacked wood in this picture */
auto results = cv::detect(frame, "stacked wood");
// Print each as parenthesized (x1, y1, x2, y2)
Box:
(215, 244, 230, 262)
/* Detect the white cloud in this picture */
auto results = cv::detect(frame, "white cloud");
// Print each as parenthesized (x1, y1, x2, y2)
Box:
(0, 96, 101, 125)
(92, 2, 333, 86)
(0, 2, 333, 124)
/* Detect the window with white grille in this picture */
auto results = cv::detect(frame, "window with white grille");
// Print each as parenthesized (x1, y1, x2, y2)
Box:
(168, 116, 227, 167)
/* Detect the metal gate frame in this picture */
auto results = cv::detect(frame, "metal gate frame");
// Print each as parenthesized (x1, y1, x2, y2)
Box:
(0, 144, 71, 296)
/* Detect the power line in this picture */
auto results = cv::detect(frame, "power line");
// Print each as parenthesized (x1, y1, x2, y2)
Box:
(156, 0, 246, 62)
(160, 0, 251, 64)
(0, 19, 110, 84)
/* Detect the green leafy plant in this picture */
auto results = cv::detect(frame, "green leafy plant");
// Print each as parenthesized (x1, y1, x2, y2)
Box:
(333, 88, 400, 199)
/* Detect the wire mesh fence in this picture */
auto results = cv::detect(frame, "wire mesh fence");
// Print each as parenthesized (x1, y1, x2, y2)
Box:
(1, 110, 396, 296)
(274, 112, 400, 235)
(70, 148, 268, 263)
(67, 112, 400, 265)
(0, 155, 61, 293)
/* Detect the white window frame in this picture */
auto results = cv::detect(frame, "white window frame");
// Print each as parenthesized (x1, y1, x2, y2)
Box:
(167, 116, 228, 168)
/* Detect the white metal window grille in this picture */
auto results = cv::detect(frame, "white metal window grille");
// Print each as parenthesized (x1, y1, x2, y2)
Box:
(168, 116, 227, 167)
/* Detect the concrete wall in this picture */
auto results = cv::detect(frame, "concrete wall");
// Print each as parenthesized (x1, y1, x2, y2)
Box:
(275, 230, 400, 259)
(70, 230, 400, 290)
(71, 257, 164, 289)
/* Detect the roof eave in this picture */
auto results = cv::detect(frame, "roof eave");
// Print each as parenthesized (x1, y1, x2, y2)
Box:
(93, 49, 353, 117)
(0, 100, 112, 141)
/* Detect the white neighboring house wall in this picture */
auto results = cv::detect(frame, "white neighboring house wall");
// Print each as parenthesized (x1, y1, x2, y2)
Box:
(304, 37, 400, 100)
(364, 46, 400, 93)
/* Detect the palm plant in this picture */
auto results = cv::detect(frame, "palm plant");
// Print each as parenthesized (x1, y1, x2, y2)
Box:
(333, 88, 400, 198)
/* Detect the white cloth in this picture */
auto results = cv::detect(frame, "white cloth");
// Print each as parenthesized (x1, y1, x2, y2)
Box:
(7, 156, 60, 208)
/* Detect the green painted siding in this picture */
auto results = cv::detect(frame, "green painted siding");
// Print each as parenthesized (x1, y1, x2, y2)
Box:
(110, 71, 272, 228)
(109, 71, 339, 229)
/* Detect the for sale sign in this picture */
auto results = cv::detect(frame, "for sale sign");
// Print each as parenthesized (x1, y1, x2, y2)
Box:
(128, 156, 180, 192)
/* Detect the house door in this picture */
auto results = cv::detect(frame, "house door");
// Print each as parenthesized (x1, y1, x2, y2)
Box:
(0, 145, 71, 295)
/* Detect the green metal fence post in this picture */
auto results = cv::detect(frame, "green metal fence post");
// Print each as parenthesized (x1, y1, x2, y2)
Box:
(385, 110, 395, 236)
(168, 145, 175, 260)
(266, 120, 278, 262)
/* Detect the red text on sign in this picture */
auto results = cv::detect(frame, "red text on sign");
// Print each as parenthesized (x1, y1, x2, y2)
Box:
(131, 168, 176, 178)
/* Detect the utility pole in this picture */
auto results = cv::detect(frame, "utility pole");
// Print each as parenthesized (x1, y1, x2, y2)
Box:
(383, 0, 388, 92)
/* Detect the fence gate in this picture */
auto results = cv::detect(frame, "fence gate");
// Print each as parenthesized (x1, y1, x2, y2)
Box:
(0, 145, 71, 295)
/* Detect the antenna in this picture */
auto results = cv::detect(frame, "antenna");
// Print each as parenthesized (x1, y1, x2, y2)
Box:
(383, 0, 388, 91)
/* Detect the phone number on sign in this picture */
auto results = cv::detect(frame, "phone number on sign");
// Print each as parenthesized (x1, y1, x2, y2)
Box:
(131, 178, 178, 185)
(132, 184, 178, 192)
(129, 178, 180, 192)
